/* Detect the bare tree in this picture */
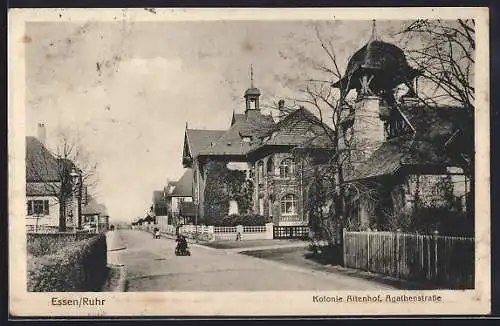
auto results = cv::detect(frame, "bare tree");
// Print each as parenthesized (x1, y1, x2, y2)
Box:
(397, 19, 475, 113)
(28, 129, 99, 232)
(268, 19, 475, 248)
(264, 24, 378, 252)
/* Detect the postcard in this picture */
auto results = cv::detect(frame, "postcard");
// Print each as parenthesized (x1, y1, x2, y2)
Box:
(8, 7, 490, 317)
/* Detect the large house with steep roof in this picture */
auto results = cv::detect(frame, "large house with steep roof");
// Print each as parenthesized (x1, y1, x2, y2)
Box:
(182, 81, 335, 226)
(25, 125, 83, 232)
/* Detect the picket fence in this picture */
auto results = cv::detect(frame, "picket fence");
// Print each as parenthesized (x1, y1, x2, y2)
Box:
(343, 230, 475, 289)
(139, 223, 273, 241)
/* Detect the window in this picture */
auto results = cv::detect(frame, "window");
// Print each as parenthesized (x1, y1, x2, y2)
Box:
(27, 200, 49, 216)
(279, 158, 295, 178)
(258, 161, 264, 185)
(267, 157, 274, 174)
(281, 194, 297, 215)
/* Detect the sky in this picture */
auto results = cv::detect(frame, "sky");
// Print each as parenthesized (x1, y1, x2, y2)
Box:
(25, 19, 411, 223)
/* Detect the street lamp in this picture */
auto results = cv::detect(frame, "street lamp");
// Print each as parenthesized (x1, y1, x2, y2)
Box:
(70, 168, 81, 232)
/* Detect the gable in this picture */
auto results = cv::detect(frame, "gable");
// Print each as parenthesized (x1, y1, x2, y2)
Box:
(200, 111, 275, 156)
(169, 169, 193, 197)
(264, 108, 335, 147)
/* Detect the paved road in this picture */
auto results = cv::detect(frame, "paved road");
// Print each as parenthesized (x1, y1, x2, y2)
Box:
(109, 229, 396, 291)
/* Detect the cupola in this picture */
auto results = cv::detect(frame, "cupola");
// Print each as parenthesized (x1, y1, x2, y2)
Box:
(244, 64, 261, 113)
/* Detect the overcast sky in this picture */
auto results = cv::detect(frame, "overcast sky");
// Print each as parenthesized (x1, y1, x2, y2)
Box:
(25, 19, 409, 223)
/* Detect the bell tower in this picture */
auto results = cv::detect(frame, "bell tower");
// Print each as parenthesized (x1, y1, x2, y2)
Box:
(244, 64, 261, 113)
(333, 20, 420, 162)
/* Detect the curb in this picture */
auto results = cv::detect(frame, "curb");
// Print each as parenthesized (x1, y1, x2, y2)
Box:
(114, 265, 128, 292)
(108, 246, 127, 252)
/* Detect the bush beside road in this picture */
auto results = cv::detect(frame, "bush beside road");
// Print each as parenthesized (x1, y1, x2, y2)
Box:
(27, 234, 108, 292)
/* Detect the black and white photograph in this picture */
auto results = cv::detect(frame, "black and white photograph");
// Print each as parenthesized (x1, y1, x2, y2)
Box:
(9, 8, 490, 316)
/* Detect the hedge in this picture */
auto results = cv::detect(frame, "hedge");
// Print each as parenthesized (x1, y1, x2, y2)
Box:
(27, 232, 97, 257)
(217, 214, 269, 227)
(27, 234, 107, 292)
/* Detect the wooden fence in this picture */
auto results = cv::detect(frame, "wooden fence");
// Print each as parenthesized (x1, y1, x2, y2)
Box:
(343, 230, 474, 289)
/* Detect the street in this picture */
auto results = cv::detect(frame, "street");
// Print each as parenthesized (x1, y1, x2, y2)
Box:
(108, 230, 397, 291)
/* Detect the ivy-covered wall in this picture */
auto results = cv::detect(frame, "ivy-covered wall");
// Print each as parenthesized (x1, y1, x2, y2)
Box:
(352, 173, 473, 236)
(203, 160, 254, 225)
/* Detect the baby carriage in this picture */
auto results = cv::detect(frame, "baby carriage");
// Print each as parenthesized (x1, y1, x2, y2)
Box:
(153, 227, 161, 239)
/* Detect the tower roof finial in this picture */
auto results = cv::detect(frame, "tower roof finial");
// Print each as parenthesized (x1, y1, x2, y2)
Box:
(370, 19, 378, 41)
(250, 64, 254, 88)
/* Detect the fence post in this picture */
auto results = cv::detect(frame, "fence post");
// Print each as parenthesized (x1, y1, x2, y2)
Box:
(342, 228, 346, 267)
(432, 230, 439, 283)
(265, 223, 274, 240)
(208, 225, 215, 242)
(394, 229, 400, 278)
(236, 225, 243, 241)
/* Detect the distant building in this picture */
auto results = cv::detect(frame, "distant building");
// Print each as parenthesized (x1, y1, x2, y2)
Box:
(152, 190, 169, 222)
(81, 194, 109, 232)
(165, 169, 194, 225)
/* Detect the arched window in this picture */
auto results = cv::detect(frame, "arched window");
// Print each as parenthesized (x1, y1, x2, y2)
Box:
(279, 158, 295, 178)
(281, 194, 297, 215)
(267, 157, 274, 175)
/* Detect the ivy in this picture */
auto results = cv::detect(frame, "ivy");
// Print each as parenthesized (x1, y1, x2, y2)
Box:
(203, 160, 254, 225)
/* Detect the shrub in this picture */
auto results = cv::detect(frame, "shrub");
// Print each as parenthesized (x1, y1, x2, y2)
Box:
(218, 214, 267, 226)
(27, 234, 107, 292)
(27, 232, 96, 257)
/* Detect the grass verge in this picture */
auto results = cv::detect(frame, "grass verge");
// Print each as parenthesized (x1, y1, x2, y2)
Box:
(101, 265, 123, 292)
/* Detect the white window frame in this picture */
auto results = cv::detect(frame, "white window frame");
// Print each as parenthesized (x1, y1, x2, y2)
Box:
(280, 194, 297, 216)
(27, 199, 50, 216)
(279, 158, 295, 179)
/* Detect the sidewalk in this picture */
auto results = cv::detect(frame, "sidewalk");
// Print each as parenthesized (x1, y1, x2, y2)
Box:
(106, 230, 127, 252)
(105, 230, 128, 292)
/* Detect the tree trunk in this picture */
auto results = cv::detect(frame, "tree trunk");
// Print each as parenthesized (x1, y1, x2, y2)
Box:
(59, 197, 66, 232)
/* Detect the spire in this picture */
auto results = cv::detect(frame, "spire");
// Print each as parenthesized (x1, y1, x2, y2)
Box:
(250, 64, 254, 88)
(185, 121, 188, 130)
(369, 19, 378, 42)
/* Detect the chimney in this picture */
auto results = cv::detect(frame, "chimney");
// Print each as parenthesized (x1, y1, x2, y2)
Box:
(278, 99, 286, 121)
(278, 99, 285, 110)
(37, 123, 47, 145)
